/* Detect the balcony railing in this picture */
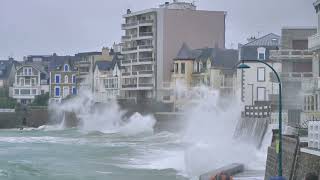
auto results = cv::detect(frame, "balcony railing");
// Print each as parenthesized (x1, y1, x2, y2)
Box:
(309, 33, 320, 51)
(270, 49, 313, 60)
(122, 47, 137, 52)
(138, 83, 153, 87)
(121, 22, 138, 29)
(138, 45, 153, 50)
(122, 84, 137, 88)
(139, 32, 153, 37)
(121, 19, 154, 29)
(122, 72, 131, 76)
(139, 70, 153, 75)
(121, 34, 138, 41)
(280, 72, 313, 80)
(139, 57, 153, 62)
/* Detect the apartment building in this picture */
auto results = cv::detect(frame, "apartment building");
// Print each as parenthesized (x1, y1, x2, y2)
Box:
(270, 27, 316, 127)
(238, 33, 281, 107)
(121, 0, 226, 101)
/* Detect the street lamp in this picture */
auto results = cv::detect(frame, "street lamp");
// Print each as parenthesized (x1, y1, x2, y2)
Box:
(237, 60, 284, 179)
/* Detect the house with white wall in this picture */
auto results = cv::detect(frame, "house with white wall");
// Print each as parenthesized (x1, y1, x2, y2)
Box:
(11, 63, 49, 104)
(238, 33, 281, 106)
(93, 53, 123, 102)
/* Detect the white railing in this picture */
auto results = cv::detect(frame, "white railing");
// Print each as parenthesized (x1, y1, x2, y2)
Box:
(308, 120, 320, 149)
(0, 109, 15, 113)
(309, 33, 320, 51)
(270, 49, 313, 60)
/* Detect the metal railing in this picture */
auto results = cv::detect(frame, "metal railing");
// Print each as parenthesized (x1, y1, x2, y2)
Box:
(122, 84, 137, 88)
(139, 32, 153, 37)
(139, 57, 153, 62)
(270, 49, 313, 60)
(138, 83, 153, 87)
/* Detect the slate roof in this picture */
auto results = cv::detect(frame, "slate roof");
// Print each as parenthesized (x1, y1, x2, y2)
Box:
(0, 60, 14, 80)
(174, 43, 239, 69)
(95, 61, 113, 71)
(243, 33, 280, 47)
(48, 56, 77, 71)
(75, 52, 102, 57)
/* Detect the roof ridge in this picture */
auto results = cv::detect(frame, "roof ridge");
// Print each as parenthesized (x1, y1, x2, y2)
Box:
(243, 33, 279, 46)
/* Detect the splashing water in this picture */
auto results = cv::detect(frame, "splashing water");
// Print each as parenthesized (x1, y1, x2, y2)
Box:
(48, 86, 156, 136)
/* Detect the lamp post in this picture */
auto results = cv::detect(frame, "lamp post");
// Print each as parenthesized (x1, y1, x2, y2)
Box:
(237, 60, 283, 179)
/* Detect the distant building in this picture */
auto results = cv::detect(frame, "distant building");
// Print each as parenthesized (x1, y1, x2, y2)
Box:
(93, 53, 124, 101)
(75, 47, 113, 91)
(270, 27, 316, 127)
(238, 33, 281, 107)
(121, 1, 226, 101)
(171, 43, 238, 108)
(48, 56, 78, 102)
(0, 58, 17, 89)
(10, 63, 49, 104)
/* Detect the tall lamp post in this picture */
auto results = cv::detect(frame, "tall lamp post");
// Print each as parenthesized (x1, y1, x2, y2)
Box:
(237, 60, 283, 179)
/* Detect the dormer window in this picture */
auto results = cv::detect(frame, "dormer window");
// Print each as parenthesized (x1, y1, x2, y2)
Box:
(64, 64, 69, 72)
(257, 47, 266, 60)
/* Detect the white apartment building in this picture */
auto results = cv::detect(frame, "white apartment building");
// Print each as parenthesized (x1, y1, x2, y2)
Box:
(121, 0, 226, 101)
(11, 64, 49, 104)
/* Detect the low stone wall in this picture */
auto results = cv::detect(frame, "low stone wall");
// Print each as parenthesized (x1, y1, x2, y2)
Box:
(294, 148, 320, 180)
(0, 108, 49, 128)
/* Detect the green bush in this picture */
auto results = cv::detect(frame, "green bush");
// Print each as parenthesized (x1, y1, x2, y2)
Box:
(0, 97, 16, 109)
(31, 93, 49, 106)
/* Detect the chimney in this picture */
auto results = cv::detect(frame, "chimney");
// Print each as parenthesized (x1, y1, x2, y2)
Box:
(127, 9, 131, 14)
(247, 36, 256, 43)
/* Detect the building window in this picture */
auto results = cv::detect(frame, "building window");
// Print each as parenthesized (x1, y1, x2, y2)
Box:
(174, 63, 179, 74)
(72, 87, 77, 95)
(181, 63, 185, 74)
(257, 47, 266, 60)
(257, 67, 265, 82)
(72, 75, 76, 84)
(257, 87, 266, 101)
(64, 75, 69, 83)
(55, 87, 60, 97)
(20, 89, 30, 95)
(14, 89, 19, 95)
(21, 78, 25, 86)
(32, 89, 37, 95)
(55, 74, 61, 84)
(64, 64, 69, 72)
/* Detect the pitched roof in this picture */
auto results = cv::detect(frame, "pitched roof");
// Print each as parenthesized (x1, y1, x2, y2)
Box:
(174, 43, 239, 69)
(243, 33, 280, 47)
(174, 43, 194, 60)
(0, 60, 14, 80)
(95, 61, 113, 71)
(212, 49, 239, 69)
(75, 52, 102, 57)
(111, 53, 124, 69)
(48, 56, 77, 71)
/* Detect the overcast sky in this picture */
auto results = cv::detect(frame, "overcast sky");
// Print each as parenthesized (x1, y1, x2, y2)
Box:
(0, 0, 317, 60)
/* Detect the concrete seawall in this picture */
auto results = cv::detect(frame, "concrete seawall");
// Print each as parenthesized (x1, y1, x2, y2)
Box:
(265, 131, 320, 179)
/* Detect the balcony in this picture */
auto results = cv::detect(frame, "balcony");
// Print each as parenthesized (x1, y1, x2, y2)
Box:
(280, 72, 313, 80)
(138, 83, 153, 88)
(121, 22, 138, 29)
(121, 19, 154, 30)
(309, 33, 320, 51)
(139, 57, 153, 62)
(122, 72, 131, 76)
(122, 84, 137, 88)
(139, 32, 153, 37)
(270, 49, 313, 60)
(138, 45, 153, 50)
(122, 47, 138, 52)
(121, 34, 138, 41)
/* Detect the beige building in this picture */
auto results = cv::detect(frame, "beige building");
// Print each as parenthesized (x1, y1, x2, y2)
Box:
(171, 43, 238, 109)
(121, 1, 226, 101)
